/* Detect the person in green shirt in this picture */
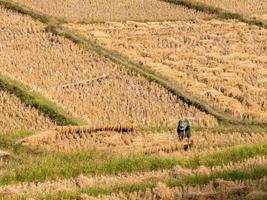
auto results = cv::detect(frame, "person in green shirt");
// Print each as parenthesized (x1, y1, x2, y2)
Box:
(177, 118, 191, 143)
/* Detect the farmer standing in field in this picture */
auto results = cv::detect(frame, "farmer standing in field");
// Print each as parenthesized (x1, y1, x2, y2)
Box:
(177, 118, 192, 150)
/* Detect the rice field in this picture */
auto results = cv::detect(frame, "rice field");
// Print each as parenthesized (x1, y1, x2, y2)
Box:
(190, 0, 267, 21)
(0, 156, 266, 198)
(18, 127, 267, 156)
(11, 0, 212, 22)
(0, 6, 217, 128)
(0, 91, 55, 133)
(79, 177, 267, 200)
(65, 19, 267, 121)
(0, 1, 266, 200)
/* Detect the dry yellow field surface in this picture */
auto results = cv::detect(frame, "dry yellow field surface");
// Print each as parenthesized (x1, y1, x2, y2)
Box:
(0, 1, 266, 200)
(0, 91, 55, 133)
(19, 126, 267, 156)
(65, 20, 267, 121)
(191, 0, 267, 21)
(11, 0, 212, 22)
(0, 6, 217, 128)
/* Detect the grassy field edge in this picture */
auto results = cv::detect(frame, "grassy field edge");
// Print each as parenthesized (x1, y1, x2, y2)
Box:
(0, 142, 266, 185)
(0, 0, 66, 25)
(161, 0, 267, 28)
(13, 166, 267, 200)
(0, 74, 83, 126)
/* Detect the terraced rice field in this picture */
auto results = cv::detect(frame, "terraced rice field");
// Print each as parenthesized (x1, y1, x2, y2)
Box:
(0, 91, 55, 133)
(0, 156, 266, 198)
(0, 6, 217, 128)
(11, 0, 212, 22)
(83, 178, 267, 200)
(19, 126, 267, 157)
(0, 0, 266, 199)
(190, 0, 267, 21)
(65, 20, 267, 121)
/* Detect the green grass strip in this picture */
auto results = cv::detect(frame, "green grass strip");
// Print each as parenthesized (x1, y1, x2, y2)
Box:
(161, 0, 267, 28)
(195, 124, 267, 133)
(0, 75, 83, 126)
(0, 181, 156, 200)
(183, 143, 267, 168)
(12, 165, 267, 200)
(167, 166, 267, 187)
(0, 0, 66, 25)
(0, 130, 32, 150)
(0, 152, 179, 185)
(0, 143, 266, 185)
(50, 166, 267, 200)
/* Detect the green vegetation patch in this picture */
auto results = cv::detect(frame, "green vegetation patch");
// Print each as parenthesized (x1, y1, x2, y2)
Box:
(186, 143, 267, 168)
(0, 151, 179, 185)
(161, 0, 267, 28)
(0, 0, 66, 25)
(0, 143, 266, 185)
(167, 166, 267, 187)
(0, 130, 32, 150)
(12, 164, 267, 200)
(0, 75, 83, 126)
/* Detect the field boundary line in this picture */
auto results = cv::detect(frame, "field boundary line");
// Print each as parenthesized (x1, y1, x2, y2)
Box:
(0, 74, 84, 126)
(71, 16, 215, 25)
(1, 0, 267, 127)
(0, 0, 67, 25)
(160, 0, 267, 28)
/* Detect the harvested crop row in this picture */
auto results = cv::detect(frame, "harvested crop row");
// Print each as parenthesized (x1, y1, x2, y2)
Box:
(170, 155, 267, 177)
(18, 127, 267, 156)
(0, 6, 217, 128)
(66, 20, 267, 121)
(11, 0, 212, 22)
(190, 0, 267, 21)
(80, 177, 267, 200)
(1, 156, 266, 198)
(0, 171, 166, 197)
(0, 91, 55, 133)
